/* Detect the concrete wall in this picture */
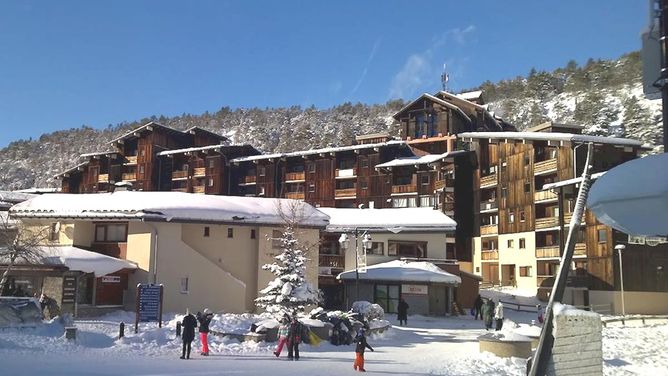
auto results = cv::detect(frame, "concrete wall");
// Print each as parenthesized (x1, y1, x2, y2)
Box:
(71, 221, 95, 247)
(472, 236, 482, 276)
(498, 231, 537, 294)
(589, 290, 668, 315)
(547, 306, 602, 375)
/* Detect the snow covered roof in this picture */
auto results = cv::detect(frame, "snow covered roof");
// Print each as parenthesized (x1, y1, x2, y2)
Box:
(0, 191, 36, 209)
(184, 126, 229, 141)
(317, 207, 456, 233)
(0, 246, 137, 276)
(79, 150, 119, 159)
(53, 162, 88, 179)
(14, 188, 60, 194)
(156, 144, 258, 157)
(455, 90, 483, 101)
(374, 150, 469, 169)
(109, 123, 228, 145)
(393, 93, 471, 123)
(230, 140, 406, 163)
(458, 132, 643, 147)
(337, 260, 461, 285)
(10, 191, 330, 228)
(541, 172, 606, 190)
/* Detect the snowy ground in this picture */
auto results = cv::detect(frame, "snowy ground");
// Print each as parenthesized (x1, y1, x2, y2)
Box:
(1, 292, 666, 375)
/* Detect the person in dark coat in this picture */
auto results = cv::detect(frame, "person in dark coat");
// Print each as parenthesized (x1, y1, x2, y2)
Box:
(482, 299, 495, 331)
(197, 308, 213, 356)
(474, 295, 484, 320)
(286, 317, 303, 360)
(180, 309, 198, 359)
(353, 328, 374, 372)
(397, 298, 409, 326)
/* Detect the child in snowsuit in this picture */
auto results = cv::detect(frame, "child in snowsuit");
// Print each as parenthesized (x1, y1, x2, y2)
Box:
(353, 329, 374, 372)
(273, 317, 290, 357)
(180, 309, 198, 359)
(197, 308, 213, 356)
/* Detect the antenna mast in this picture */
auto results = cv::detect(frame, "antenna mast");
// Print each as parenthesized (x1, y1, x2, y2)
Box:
(440, 64, 449, 91)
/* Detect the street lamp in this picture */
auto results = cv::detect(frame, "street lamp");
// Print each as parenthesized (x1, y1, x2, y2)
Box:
(615, 244, 626, 316)
(338, 229, 372, 304)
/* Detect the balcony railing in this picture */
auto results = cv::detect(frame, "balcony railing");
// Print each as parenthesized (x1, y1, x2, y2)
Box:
(193, 185, 205, 194)
(536, 246, 560, 258)
(243, 175, 256, 184)
(534, 158, 557, 175)
(534, 190, 557, 202)
(98, 174, 109, 183)
(193, 167, 206, 177)
(121, 172, 136, 181)
(391, 184, 417, 194)
(319, 254, 345, 269)
(335, 188, 357, 198)
(285, 172, 305, 182)
(481, 250, 499, 260)
(171, 188, 188, 192)
(434, 180, 446, 191)
(335, 168, 357, 178)
(480, 201, 498, 212)
(480, 224, 498, 236)
(574, 243, 587, 256)
(564, 213, 586, 224)
(125, 155, 137, 165)
(172, 170, 188, 180)
(286, 192, 305, 200)
(535, 217, 559, 229)
(480, 173, 498, 188)
(443, 202, 455, 213)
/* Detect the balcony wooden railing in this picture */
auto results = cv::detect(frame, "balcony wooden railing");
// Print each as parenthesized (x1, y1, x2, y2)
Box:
(285, 172, 305, 181)
(480, 201, 498, 212)
(193, 167, 206, 177)
(171, 188, 188, 192)
(574, 243, 587, 256)
(172, 170, 188, 180)
(564, 213, 586, 224)
(125, 155, 137, 165)
(534, 190, 557, 202)
(391, 184, 417, 194)
(243, 175, 257, 184)
(98, 174, 109, 183)
(335, 188, 357, 198)
(536, 246, 560, 258)
(193, 185, 205, 194)
(286, 192, 305, 200)
(443, 202, 455, 213)
(121, 172, 136, 181)
(480, 173, 498, 188)
(319, 254, 345, 269)
(480, 224, 498, 236)
(535, 217, 559, 229)
(335, 168, 357, 178)
(481, 250, 499, 261)
(434, 180, 446, 191)
(534, 158, 557, 175)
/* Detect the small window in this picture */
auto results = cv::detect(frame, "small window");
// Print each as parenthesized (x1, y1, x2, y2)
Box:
(520, 211, 526, 222)
(360, 158, 369, 168)
(476, 266, 480, 273)
(524, 156, 530, 165)
(368, 242, 384, 255)
(227, 228, 234, 238)
(204, 227, 210, 237)
(308, 183, 315, 192)
(420, 174, 430, 185)
(524, 182, 531, 193)
(272, 230, 282, 249)
(208, 159, 215, 168)
(140, 149, 146, 157)
(49, 223, 59, 241)
(139, 165, 145, 174)
(180, 277, 189, 294)
(519, 266, 532, 277)
(259, 166, 266, 176)
(259, 186, 266, 196)
(509, 211, 515, 223)
(507, 239, 514, 248)
(307, 163, 316, 173)
(208, 178, 214, 187)
(597, 229, 607, 243)
(520, 238, 526, 249)
(501, 187, 508, 198)
(250, 229, 256, 239)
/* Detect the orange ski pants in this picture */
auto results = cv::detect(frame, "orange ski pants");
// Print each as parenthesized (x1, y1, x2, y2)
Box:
(354, 352, 365, 370)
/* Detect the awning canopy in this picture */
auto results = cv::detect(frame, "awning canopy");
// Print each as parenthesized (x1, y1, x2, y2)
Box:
(587, 153, 668, 236)
(337, 260, 461, 285)
(1, 246, 137, 276)
(318, 207, 456, 233)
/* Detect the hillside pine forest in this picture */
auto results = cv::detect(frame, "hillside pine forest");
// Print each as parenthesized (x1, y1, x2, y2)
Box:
(0, 51, 662, 190)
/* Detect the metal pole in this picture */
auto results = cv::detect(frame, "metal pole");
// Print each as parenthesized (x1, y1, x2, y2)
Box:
(618, 248, 626, 316)
(355, 228, 359, 302)
(660, 0, 668, 150)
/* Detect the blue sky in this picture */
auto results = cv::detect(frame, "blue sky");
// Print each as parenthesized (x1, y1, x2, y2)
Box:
(0, 1, 648, 147)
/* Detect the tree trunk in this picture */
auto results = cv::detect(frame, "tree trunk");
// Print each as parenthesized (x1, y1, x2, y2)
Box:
(0, 253, 17, 295)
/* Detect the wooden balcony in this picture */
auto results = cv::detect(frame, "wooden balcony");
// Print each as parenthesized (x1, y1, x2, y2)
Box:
(535, 216, 559, 229)
(574, 243, 587, 256)
(480, 224, 498, 236)
(285, 172, 305, 182)
(193, 185, 205, 194)
(121, 172, 136, 181)
(564, 213, 586, 224)
(125, 155, 137, 165)
(286, 192, 305, 200)
(391, 184, 417, 194)
(243, 175, 257, 184)
(172, 170, 188, 180)
(481, 250, 499, 261)
(534, 158, 557, 175)
(319, 254, 345, 269)
(193, 167, 206, 177)
(536, 246, 560, 258)
(480, 200, 498, 212)
(534, 190, 557, 202)
(335, 168, 357, 178)
(480, 173, 497, 189)
(335, 188, 357, 198)
(98, 174, 109, 183)
(171, 188, 188, 192)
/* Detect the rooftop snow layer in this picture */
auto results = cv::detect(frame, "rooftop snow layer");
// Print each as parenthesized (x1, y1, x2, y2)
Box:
(229, 140, 406, 163)
(374, 150, 469, 169)
(9, 191, 330, 227)
(337, 260, 461, 284)
(317, 207, 456, 233)
(458, 131, 643, 147)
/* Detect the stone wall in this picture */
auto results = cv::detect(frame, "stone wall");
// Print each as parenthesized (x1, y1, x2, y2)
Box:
(547, 303, 602, 376)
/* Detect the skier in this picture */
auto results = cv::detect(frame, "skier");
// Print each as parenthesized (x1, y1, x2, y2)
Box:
(286, 316, 303, 360)
(197, 308, 213, 356)
(482, 299, 495, 331)
(353, 328, 374, 372)
(537, 304, 545, 324)
(397, 297, 409, 326)
(473, 294, 484, 320)
(273, 316, 290, 357)
(180, 309, 198, 359)
(494, 300, 504, 331)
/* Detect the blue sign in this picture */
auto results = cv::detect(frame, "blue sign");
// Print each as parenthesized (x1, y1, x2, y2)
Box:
(138, 284, 162, 323)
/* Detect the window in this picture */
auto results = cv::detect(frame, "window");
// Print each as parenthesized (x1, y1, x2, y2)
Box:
(501, 187, 508, 198)
(392, 198, 407, 208)
(420, 174, 430, 185)
(308, 183, 315, 192)
(509, 211, 515, 223)
(272, 230, 282, 249)
(388, 241, 427, 258)
(524, 156, 530, 165)
(139, 165, 145, 174)
(204, 227, 210, 237)
(49, 222, 59, 241)
(180, 277, 189, 294)
(420, 195, 434, 207)
(374, 284, 400, 313)
(520, 211, 526, 222)
(259, 186, 266, 196)
(208, 178, 214, 187)
(507, 239, 514, 248)
(208, 159, 215, 168)
(520, 238, 526, 249)
(519, 266, 532, 277)
(368, 242, 384, 255)
(227, 228, 234, 238)
(250, 229, 256, 239)
(259, 166, 266, 176)
(360, 158, 368, 169)
(307, 163, 316, 173)
(407, 197, 418, 207)
(476, 266, 480, 273)
(524, 182, 531, 193)
(360, 179, 368, 190)
(597, 229, 607, 243)
(94, 223, 128, 242)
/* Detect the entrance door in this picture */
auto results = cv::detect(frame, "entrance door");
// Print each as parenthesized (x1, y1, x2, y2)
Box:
(374, 284, 400, 313)
(429, 285, 446, 315)
(501, 264, 516, 286)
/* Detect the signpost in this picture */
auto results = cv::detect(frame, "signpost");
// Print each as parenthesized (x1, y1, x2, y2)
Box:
(134, 284, 163, 333)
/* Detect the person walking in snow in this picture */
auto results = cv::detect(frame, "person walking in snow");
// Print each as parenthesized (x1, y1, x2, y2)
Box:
(494, 301, 504, 331)
(197, 308, 213, 356)
(473, 294, 484, 320)
(397, 297, 409, 326)
(286, 316, 303, 360)
(180, 309, 198, 359)
(482, 299, 495, 331)
(273, 316, 290, 357)
(353, 328, 374, 372)
(536, 304, 544, 324)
